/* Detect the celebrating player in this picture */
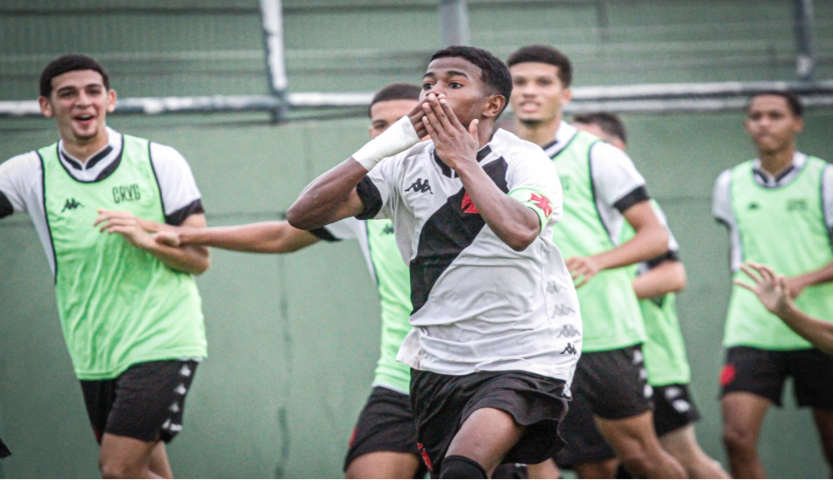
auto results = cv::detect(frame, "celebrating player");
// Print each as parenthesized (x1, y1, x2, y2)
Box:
(287, 46, 581, 479)
(0, 55, 209, 478)
(713, 91, 833, 478)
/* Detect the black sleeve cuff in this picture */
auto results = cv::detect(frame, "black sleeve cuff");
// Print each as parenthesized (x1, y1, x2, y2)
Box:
(0, 191, 13, 219)
(165, 198, 205, 226)
(309, 227, 340, 242)
(645, 250, 681, 270)
(355, 176, 383, 220)
(613, 186, 650, 213)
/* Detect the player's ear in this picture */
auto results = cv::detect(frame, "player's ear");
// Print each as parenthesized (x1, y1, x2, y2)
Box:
(794, 115, 804, 134)
(38, 96, 54, 118)
(562, 87, 573, 104)
(106, 89, 117, 113)
(482, 93, 505, 119)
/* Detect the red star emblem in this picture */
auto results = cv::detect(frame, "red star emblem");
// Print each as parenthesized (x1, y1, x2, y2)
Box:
(461, 192, 479, 214)
(530, 193, 552, 218)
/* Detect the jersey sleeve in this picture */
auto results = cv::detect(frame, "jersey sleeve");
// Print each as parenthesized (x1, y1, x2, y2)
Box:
(506, 147, 562, 234)
(822, 164, 833, 233)
(355, 155, 398, 220)
(310, 217, 361, 242)
(149, 143, 205, 226)
(712, 169, 734, 226)
(0, 152, 40, 218)
(589, 142, 649, 212)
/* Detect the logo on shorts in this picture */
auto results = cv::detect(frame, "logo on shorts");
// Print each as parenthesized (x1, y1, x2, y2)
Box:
(719, 364, 736, 386)
(61, 198, 83, 212)
(555, 325, 580, 338)
(406, 178, 433, 194)
(561, 343, 578, 356)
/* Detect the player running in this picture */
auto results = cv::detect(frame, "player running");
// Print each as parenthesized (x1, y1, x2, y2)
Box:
(713, 90, 833, 478)
(287, 46, 581, 479)
(0, 55, 209, 478)
(507, 45, 685, 479)
(575, 112, 729, 479)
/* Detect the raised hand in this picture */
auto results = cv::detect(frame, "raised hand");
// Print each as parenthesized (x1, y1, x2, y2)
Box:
(735, 262, 793, 316)
(93, 209, 155, 250)
(421, 93, 479, 171)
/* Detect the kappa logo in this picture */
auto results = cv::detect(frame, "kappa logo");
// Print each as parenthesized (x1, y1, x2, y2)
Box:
(748, 202, 760, 211)
(382, 223, 395, 235)
(61, 198, 83, 212)
(551, 303, 576, 317)
(561, 343, 578, 356)
(546, 281, 561, 294)
(405, 178, 433, 194)
(461, 192, 479, 214)
(555, 324, 580, 338)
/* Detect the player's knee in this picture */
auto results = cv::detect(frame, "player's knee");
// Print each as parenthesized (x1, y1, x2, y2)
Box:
(99, 455, 144, 479)
(722, 425, 756, 456)
(440, 455, 487, 479)
(619, 450, 656, 478)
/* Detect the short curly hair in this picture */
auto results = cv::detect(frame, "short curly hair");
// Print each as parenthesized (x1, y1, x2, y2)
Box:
(430, 46, 513, 116)
(40, 54, 110, 98)
(747, 90, 803, 117)
(573, 111, 628, 145)
(507, 45, 572, 88)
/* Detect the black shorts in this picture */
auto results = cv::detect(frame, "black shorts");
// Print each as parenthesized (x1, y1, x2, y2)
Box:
(343, 386, 427, 478)
(80, 359, 199, 443)
(0, 435, 10, 458)
(555, 345, 652, 467)
(720, 346, 833, 408)
(652, 384, 701, 437)
(410, 369, 569, 475)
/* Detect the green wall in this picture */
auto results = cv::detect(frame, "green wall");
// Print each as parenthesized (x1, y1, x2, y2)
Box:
(2, 0, 833, 478)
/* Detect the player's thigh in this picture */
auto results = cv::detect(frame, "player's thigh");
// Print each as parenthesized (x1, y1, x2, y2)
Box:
(345, 451, 423, 479)
(148, 442, 173, 479)
(99, 433, 158, 474)
(447, 407, 525, 474)
(594, 410, 663, 457)
(720, 392, 770, 444)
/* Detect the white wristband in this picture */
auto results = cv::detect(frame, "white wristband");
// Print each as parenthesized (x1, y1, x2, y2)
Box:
(352, 115, 420, 170)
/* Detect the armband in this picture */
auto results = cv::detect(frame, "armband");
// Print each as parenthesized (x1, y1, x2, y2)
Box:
(508, 187, 554, 233)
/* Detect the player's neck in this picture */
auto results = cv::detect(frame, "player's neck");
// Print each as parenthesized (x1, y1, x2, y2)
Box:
(513, 112, 562, 147)
(61, 129, 110, 164)
(757, 143, 796, 177)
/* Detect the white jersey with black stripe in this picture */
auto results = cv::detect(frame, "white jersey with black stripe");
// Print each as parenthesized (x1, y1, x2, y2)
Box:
(355, 128, 581, 385)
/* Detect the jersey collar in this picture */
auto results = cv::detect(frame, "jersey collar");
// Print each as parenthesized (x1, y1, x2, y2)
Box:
(752, 152, 807, 188)
(432, 143, 493, 178)
(542, 121, 578, 158)
(58, 127, 124, 182)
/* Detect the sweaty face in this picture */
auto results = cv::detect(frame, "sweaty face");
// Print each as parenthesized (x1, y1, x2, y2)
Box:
(39, 69, 115, 146)
(369, 99, 419, 139)
(744, 95, 803, 154)
(421, 57, 496, 130)
(573, 122, 626, 150)
(509, 62, 570, 125)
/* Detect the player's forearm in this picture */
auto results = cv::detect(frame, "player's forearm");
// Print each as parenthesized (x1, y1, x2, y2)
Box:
(179, 222, 319, 253)
(792, 261, 833, 290)
(632, 260, 686, 300)
(455, 161, 539, 251)
(287, 159, 367, 231)
(144, 242, 210, 275)
(592, 222, 668, 271)
(777, 304, 833, 355)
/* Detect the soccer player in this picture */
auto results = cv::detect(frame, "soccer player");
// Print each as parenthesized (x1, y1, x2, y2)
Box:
(712, 90, 833, 478)
(507, 45, 685, 479)
(575, 112, 729, 479)
(737, 262, 833, 356)
(286, 46, 581, 479)
(148, 83, 430, 479)
(0, 55, 209, 478)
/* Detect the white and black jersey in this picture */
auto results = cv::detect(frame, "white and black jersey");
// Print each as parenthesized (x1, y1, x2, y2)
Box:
(712, 152, 833, 272)
(355, 128, 581, 384)
(0, 127, 204, 274)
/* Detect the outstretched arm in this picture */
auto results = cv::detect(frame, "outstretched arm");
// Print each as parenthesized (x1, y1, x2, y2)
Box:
(632, 258, 686, 300)
(421, 94, 540, 251)
(567, 201, 668, 287)
(153, 221, 321, 254)
(288, 104, 428, 230)
(95, 210, 210, 274)
(736, 262, 833, 355)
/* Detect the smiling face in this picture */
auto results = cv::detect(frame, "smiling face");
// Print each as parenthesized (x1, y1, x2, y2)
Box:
(38, 69, 116, 149)
(420, 56, 504, 130)
(744, 95, 803, 155)
(509, 62, 571, 126)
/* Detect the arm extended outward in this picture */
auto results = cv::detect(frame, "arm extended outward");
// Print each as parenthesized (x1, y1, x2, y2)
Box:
(151, 221, 321, 254)
(736, 262, 833, 355)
